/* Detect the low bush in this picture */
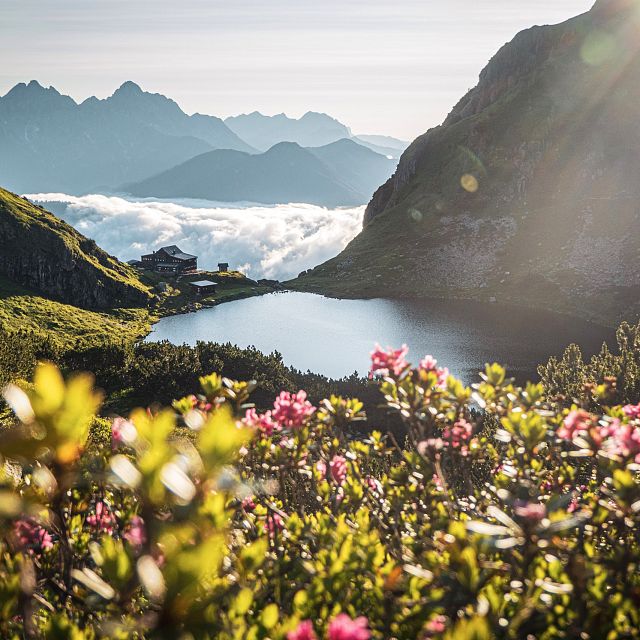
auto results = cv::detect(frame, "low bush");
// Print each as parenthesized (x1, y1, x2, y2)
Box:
(1, 343, 640, 638)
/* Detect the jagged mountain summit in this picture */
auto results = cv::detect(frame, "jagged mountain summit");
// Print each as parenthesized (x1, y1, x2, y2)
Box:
(0, 81, 253, 194)
(291, 0, 640, 325)
(124, 138, 396, 207)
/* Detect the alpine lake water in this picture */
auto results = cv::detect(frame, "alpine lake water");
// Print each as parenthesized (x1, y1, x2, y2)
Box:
(145, 291, 615, 384)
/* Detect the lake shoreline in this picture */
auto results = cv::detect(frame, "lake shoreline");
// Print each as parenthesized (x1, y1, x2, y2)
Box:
(145, 290, 616, 382)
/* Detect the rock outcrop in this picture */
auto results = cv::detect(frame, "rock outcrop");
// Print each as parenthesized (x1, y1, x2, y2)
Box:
(292, 0, 640, 325)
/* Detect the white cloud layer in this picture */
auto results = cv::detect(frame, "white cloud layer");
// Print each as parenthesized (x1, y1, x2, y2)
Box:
(25, 194, 364, 280)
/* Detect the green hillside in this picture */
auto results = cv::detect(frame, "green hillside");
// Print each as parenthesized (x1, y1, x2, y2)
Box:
(0, 187, 155, 353)
(0, 187, 151, 310)
(290, 1, 640, 326)
(0, 275, 151, 348)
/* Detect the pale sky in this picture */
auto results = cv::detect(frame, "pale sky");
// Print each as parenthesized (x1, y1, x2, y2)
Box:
(0, 0, 594, 140)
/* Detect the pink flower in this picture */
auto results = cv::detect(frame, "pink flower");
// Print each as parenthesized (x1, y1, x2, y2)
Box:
(366, 476, 384, 497)
(264, 513, 285, 537)
(243, 408, 278, 436)
(287, 620, 317, 640)
(514, 502, 546, 523)
(602, 420, 640, 461)
(87, 501, 117, 534)
(370, 344, 409, 378)
(567, 497, 579, 514)
(424, 615, 447, 636)
(418, 356, 449, 389)
(623, 404, 640, 419)
(123, 516, 146, 548)
(272, 391, 315, 429)
(13, 519, 53, 554)
(442, 419, 473, 455)
(241, 496, 256, 511)
(329, 455, 348, 485)
(111, 417, 136, 448)
(558, 409, 593, 440)
(327, 614, 371, 640)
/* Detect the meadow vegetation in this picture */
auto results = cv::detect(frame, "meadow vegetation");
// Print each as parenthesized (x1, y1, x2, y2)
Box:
(1, 333, 640, 637)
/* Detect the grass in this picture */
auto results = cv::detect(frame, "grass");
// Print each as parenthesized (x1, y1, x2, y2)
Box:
(0, 275, 151, 348)
(0, 188, 152, 302)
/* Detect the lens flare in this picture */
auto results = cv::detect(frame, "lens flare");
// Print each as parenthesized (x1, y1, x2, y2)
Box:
(461, 174, 479, 193)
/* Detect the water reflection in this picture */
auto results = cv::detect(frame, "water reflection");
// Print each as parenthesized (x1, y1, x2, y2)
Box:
(146, 292, 614, 383)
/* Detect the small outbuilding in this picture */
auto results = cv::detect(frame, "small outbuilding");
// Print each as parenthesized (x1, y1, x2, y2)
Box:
(218, 262, 229, 272)
(188, 280, 218, 296)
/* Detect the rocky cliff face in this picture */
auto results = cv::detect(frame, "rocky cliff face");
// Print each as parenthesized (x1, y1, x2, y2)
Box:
(0, 188, 151, 310)
(293, 1, 640, 325)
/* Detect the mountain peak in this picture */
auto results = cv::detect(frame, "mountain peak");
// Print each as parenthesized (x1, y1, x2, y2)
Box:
(5, 80, 49, 97)
(114, 80, 143, 96)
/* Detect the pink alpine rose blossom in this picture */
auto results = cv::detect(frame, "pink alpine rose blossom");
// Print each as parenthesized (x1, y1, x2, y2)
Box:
(123, 516, 146, 548)
(370, 344, 409, 377)
(13, 519, 53, 554)
(287, 620, 317, 640)
(329, 455, 348, 485)
(243, 408, 278, 436)
(558, 409, 593, 440)
(623, 403, 640, 419)
(272, 391, 315, 429)
(514, 502, 547, 523)
(241, 496, 256, 511)
(366, 476, 384, 497)
(442, 419, 473, 455)
(264, 513, 285, 537)
(111, 417, 137, 448)
(602, 420, 640, 461)
(87, 501, 117, 534)
(327, 614, 371, 640)
(424, 614, 447, 636)
(418, 356, 449, 388)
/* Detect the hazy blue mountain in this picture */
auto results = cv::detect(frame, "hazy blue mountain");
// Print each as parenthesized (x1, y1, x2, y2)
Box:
(306, 139, 398, 199)
(0, 81, 253, 194)
(224, 111, 408, 158)
(353, 134, 410, 158)
(124, 139, 396, 207)
(224, 111, 352, 151)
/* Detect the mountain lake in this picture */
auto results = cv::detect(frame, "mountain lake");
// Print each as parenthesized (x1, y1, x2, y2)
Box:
(145, 291, 615, 383)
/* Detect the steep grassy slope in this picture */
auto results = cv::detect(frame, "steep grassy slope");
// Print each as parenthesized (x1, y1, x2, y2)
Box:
(0, 188, 152, 310)
(290, 0, 640, 325)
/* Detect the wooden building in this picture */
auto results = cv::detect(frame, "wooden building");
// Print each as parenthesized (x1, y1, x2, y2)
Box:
(218, 262, 229, 272)
(141, 245, 197, 275)
(188, 280, 217, 296)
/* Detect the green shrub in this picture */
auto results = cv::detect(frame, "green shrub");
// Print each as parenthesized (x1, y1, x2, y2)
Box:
(539, 319, 640, 408)
(1, 345, 640, 638)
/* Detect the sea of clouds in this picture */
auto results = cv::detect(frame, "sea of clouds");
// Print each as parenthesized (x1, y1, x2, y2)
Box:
(25, 194, 364, 281)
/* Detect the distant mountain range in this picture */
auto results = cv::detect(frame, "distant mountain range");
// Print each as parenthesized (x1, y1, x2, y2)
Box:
(0, 81, 407, 199)
(124, 138, 396, 207)
(0, 81, 252, 194)
(223, 111, 406, 158)
(291, 0, 640, 325)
